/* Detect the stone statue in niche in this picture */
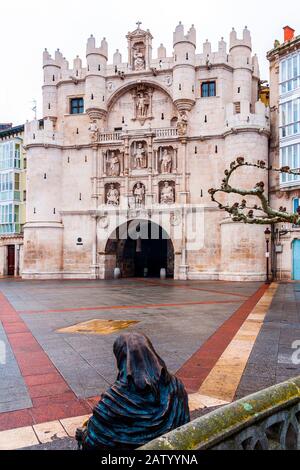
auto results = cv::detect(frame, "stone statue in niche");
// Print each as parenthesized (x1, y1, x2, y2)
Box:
(89, 120, 99, 143)
(177, 111, 188, 137)
(107, 151, 121, 177)
(132, 86, 153, 125)
(106, 183, 120, 206)
(133, 46, 145, 70)
(133, 182, 145, 207)
(133, 142, 147, 169)
(136, 92, 149, 119)
(160, 149, 172, 174)
(160, 181, 175, 205)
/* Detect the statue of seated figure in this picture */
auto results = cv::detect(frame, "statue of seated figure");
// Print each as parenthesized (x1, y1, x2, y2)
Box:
(76, 332, 190, 450)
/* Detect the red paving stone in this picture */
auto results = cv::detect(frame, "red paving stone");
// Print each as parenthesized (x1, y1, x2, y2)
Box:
(177, 283, 269, 393)
(32, 392, 78, 408)
(0, 291, 94, 431)
(0, 410, 34, 431)
(24, 373, 67, 387)
(18, 299, 241, 315)
(0, 282, 267, 431)
(136, 278, 250, 298)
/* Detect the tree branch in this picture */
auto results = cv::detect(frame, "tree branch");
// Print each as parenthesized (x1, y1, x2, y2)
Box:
(209, 157, 300, 226)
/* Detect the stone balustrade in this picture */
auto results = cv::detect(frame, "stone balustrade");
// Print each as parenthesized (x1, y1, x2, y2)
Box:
(99, 131, 123, 142)
(139, 376, 300, 450)
(154, 127, 178, 138)
(99, 127, 178, 143)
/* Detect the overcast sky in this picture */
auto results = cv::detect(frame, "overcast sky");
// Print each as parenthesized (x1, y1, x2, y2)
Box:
(0, 0, 299, 125)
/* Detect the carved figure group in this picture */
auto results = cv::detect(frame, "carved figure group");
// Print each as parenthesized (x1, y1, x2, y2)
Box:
(133, 47, 145, 71)
(133, 182, 145, 207)
(160, 149, 172, 174)
(177, 111, 188, 136)
(160, 182, 175, 205)
(136, 92, 149, 119)
(108, 151, 120, 177)
(106, 184, 120, 206)
(89, 120, 99, 143)
(134, 143, 147, 169)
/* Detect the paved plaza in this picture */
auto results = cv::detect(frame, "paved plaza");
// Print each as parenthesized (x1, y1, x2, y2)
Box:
(0, 278, 299, 449)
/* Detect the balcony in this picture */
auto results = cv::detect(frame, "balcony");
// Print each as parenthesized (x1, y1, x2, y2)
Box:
(99, 127, 178, 143)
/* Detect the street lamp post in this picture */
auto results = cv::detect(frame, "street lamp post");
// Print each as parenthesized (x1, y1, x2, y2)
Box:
(264, 228, 271, 285)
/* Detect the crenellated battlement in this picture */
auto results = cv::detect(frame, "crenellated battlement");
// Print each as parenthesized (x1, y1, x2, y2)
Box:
(173, 22, 196, 47)
(24, 119, 63, 147)
(225, 100, 270, 130)
(86, 34, 108, 59)
(229, 26, 252, 52)
(41, 25, 259, 83)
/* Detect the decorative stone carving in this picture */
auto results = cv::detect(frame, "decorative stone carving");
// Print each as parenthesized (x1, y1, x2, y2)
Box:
(170, 210, 182, 226)
(106, 150, 121, 177)
(160, 148, 173, 174)
(133, 45, 145, 71)
(164, 75, 173, 86)
(160, 181, 175, 205)
(88, 120, 99, 143)
(106, 183, 120, 206)
(99, 216, 109, 229)
(177, 111, 188, 137)
(132, 86, 153, 125)
(132, 141, 148, 169)
(136, 92, 149, 119)
(133, 182, 146, 207)
(127, 23, 153, 73)
(107, 81, 115, 92)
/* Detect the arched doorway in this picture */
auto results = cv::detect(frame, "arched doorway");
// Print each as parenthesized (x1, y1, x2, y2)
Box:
(105, 220, 174, 278)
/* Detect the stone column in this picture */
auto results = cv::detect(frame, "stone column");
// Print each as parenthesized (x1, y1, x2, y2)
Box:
(124, 134, 130, 174)
(91, 214, 99, 279)
(178, 206, 188, 280)
(178, 138, 189, 204)
(92, 144, 98, 204)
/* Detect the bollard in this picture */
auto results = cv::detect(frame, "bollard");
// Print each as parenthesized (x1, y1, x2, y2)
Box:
(160, 268, 166, 280)
(114, 268, 121, 280)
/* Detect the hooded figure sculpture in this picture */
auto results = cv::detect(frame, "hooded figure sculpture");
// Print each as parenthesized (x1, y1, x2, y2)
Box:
(77, 332, 190, 450)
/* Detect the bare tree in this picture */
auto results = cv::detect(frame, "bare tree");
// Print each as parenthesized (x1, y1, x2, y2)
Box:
(209, 156, 300, 226)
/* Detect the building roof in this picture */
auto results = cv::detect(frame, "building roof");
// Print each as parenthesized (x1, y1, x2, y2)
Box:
(267, 33, 300, 61)
(0, 124, 24, 139)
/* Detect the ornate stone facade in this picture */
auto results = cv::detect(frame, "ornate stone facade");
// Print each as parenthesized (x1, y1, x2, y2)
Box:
(23, 23, 270, 280)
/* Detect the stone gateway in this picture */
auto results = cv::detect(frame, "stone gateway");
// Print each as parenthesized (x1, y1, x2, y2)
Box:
(23, 23, 270, 280)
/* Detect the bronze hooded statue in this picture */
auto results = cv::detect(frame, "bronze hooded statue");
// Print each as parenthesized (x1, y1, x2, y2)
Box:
(76, 332, 190, 450)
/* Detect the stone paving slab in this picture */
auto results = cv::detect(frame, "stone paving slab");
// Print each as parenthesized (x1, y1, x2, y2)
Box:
(235, 282, 300, 399)
(0, 323, 32, 413)
(0, 278, 268, 434)
(19, 301, 245, 398)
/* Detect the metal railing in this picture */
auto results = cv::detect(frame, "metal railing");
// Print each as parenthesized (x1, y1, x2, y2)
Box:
(139, 376, 300, 450)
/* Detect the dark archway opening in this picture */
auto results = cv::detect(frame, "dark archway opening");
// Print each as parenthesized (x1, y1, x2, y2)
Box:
(105, 220, 174, 278)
